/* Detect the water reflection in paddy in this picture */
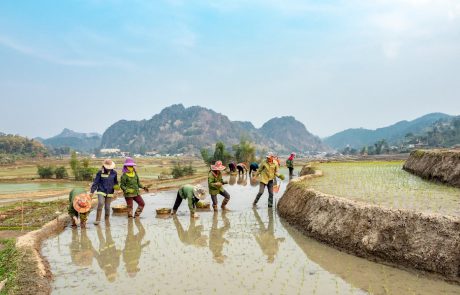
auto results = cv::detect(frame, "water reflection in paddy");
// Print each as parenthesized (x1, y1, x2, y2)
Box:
(42, 174, 460, 295)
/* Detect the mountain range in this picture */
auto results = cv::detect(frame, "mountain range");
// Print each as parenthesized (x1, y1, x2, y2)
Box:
(100, 104, 326, 154)
(323, 113, 452, 149)
(39, 128, 102, 152)
(36, 107, 458, 154)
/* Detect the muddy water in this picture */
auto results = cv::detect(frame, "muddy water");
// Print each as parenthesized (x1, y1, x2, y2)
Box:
(42, 173, 460, 295)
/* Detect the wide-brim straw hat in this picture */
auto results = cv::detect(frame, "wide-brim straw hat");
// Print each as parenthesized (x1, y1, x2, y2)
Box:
(124, 157, 137, 167)
(266, 152, 274, 158)
(193, 185, 207, 200)
(211, 161, 226, 171)
(103, 159, 116, 170)
(73, 193, 92, 214)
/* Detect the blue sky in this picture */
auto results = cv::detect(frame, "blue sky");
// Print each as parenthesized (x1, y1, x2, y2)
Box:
(1, 0, 459, 138)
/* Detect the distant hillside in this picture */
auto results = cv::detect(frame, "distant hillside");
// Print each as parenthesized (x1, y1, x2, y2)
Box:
(324, 113, 452, 149)
(413, 115, 460, 147)
(0, 133, 48, 163)
(101, 104, 326, 154)
(260, 116, 323, 152)
(43, 128, 102, 153)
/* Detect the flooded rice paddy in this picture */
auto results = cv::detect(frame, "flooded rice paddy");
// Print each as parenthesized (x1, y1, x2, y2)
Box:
(307, 161, 460, 216)
(42, 172, 460, 294)
(0, 182, 82, 194)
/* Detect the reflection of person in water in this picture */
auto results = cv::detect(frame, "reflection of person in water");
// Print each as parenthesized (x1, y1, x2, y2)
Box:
(250, 175, 259, 187)
(93, 225, 122, 282)
(123, 219, 150, 277)
(229, 174, 237, 186)
(237, 174, 248, 186)
(209, 212, 231, 264)
(70, 228, 94, 267)
(173, 215, 207, 248)
(253, 208, 285, 263)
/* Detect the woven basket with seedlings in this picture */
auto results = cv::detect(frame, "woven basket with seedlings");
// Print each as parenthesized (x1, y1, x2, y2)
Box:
(112, 204, 128, 214)
(156, 208, 172, 215)
(196, 201, 211, 210)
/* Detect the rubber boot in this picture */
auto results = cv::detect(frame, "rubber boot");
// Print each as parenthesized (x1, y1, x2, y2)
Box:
(94, 209, 102, 225)
(105, 208, 110, 224)
(127, 206, 134, 218)
(134, 206, 144, 218)
(253, 195, 261, 207)
(105, 216, 111, 227)
(268, 193, 274, 208)
(221, 198, 230, 211)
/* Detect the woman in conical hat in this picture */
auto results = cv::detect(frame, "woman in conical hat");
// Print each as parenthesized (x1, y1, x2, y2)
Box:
(90, 158, 118, 225)
(172, 184, 207, 218)
(68, 188, 92, 228)
(253, 152, 285, 208)
(208, 161, 231, 211)
(120, 157, 149, 219)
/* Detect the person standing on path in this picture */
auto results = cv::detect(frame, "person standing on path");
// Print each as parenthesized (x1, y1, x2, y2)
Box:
(286, 152, 296, 177)
(171, 184, 207, 218)
(120, 158, 149, 218)
(91, 159, 118, 225)
(208, 161, 231, 211)
(253, 153, 285, 208)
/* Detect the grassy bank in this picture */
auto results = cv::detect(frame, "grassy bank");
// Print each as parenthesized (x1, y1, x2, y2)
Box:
(0, 200, 68, 230)
(0, 239, 19, 295)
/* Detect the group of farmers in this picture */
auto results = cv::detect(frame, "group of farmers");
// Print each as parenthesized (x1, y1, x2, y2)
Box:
(69, 152, 296, 228)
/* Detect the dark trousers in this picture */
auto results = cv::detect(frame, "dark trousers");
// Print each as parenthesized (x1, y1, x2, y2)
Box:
(249, 167, 257, 176)
(288, 167, 294, 177)
(125, 195, 145, 209)
(254, 180, 274, 207)
(237, 166, 245, 175)
(173, 192, 199, 211)
(210, 190, 230, 206)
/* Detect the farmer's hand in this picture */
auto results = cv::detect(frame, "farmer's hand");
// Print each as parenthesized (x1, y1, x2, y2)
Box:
(215, 182, 222, 188)
(143, 186, 149, 193)
(192, 213, 199, 219)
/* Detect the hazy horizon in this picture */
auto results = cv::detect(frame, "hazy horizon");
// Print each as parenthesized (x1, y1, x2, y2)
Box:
(1, 1, 459, 138)
(1, 104, 455, 140)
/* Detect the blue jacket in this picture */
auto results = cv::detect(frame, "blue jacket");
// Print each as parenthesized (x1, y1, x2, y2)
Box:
(250, 162, 259, 170)
(91, 169, 118, 196)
